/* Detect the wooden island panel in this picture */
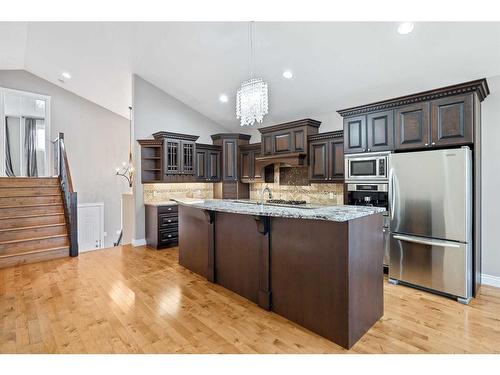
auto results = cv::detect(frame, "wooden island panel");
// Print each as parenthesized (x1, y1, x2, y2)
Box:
(177, 204, 384, 349)
(214, 212, 262, 304)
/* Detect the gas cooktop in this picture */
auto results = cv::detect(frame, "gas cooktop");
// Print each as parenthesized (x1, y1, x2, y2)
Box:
(266, 199, 308, 205)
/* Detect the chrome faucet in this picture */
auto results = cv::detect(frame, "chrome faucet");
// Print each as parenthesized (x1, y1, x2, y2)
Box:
(260, 186, 273, 205)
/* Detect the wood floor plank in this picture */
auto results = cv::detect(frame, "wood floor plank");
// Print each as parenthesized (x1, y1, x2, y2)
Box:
(1, 245, 500, 353)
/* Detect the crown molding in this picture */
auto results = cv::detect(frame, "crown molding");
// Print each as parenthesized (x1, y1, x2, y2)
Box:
(258, 118, 322, 134)
(308, 130, 343, 142)
(152, 131, 199, 142)
(337, 79, 490, 117)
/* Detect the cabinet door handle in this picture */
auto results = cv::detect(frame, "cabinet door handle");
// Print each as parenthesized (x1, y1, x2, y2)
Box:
(167, 219, 172, 223)
(425, 143, 429, 146)
(167, 234, 172, 238)
(367, 148, 371, 152)
(168, 207, 172, 211)
(431, 142, 436, 146)
(362, 148, 366, 152)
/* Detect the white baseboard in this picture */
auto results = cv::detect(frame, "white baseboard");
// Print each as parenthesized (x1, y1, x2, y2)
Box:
(482, 273, 500, 288)
(131, 238, 146, 247)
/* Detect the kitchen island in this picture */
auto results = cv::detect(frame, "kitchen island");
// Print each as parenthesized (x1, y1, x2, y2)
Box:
(174, 198, 385, 349)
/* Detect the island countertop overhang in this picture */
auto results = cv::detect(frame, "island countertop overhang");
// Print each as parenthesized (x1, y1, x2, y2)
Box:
(172, 198, 385, 222)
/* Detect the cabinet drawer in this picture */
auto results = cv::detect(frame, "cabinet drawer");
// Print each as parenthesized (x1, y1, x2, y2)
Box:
(158, 205, 178, 214)
(158, 214, 178, 228)
(159, 229, 178, 243)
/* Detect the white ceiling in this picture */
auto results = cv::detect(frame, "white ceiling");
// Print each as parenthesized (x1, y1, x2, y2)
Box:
(1, 22, 500, 128)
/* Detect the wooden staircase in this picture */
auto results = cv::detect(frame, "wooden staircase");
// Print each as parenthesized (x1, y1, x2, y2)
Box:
(0, 177, 70, 268)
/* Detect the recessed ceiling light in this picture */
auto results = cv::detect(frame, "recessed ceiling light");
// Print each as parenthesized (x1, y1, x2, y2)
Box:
(397, 22, 414, 35)
(282, 70, 293, 79)
(219, 94, 228, 103)
(61, 72, 71, 80)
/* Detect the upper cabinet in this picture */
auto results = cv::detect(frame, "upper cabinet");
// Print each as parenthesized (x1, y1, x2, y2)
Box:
(430, 94, 473, 147)
(309, 131, 344, 182)
(367, 110, 394, 152)
(394, 103, 430, 150)
(195, 144, 221, 182)
(344, 115, 367, 154)
(338, 79, 489, 153)
(258, 119, 321, 156)
(138, 139, 164, 183)
(153, 131, 199, 176)
(343, 111, 394, 154)
(240, 144, 264, 183)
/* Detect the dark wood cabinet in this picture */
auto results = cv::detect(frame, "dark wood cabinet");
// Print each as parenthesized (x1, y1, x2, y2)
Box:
(367, 110, 394, 152)
(309, 142, 329, 181)
(222, 138, 238, 181)
(395, 102, 430, 150)
(344, 115, 367, 154)
(431, 93, 473, 147)
(240, 144, 264, 183)
(138, 139, 164, 183)
(330, 139, 344, 179)
(195, 144, 221, 182)
(151, 132, 199, 176)
(207, 151, 221, 180)
(145, 204, 178, 249)
(180, 141, 195, 175)
(211, 133, 251, 199)
(344, 111, 393, 154)
(309, 131, 344, 182)
(258, 119, 320, 156)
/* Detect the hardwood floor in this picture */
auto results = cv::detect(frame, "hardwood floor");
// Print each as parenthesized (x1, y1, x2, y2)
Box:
(1, 245, 500, 354)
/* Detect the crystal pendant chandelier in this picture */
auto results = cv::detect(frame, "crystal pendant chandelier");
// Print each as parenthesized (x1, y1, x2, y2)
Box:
(236, 22, 268, 126)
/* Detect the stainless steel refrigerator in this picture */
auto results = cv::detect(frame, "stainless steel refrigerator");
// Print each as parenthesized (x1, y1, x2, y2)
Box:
(388, 147, 473, 304)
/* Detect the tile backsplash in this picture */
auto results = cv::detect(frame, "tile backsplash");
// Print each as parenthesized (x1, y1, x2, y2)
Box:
(143, 165, 344, 205)
(144, 183, 213, 203)
(250, 165, 344, 205)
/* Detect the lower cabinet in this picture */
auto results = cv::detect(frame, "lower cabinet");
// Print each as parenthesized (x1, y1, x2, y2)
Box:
(145, 204, 178, 249)
(308, 131, 344, 182)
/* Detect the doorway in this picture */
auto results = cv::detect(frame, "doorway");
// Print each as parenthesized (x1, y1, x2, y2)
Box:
(78, 203, 105, 252)
(0, 87, 51, 177)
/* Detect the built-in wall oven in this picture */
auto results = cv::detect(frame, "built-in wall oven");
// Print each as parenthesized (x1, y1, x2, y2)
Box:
(345, 151, 390, 182)
(346, 182, 390, 267)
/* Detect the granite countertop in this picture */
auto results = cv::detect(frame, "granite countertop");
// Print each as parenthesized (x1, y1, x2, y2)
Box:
(144, 200, 178, 207)
(173, 198, 385, 222)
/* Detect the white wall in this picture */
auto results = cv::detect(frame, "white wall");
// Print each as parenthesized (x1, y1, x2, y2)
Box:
(132, 75, 230, 242)
(481, 74, 500, 279)
(0, 70, 130, 248)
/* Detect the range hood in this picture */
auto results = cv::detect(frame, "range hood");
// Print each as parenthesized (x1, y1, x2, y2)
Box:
(255, 118, 321, 169)
(254, 152, 307, 169)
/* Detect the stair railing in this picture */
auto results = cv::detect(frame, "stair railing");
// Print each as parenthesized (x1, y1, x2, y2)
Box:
(52, 132, 78, 257)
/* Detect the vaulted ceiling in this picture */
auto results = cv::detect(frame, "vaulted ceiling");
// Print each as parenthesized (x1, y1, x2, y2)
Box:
(1, 22, 499, 127)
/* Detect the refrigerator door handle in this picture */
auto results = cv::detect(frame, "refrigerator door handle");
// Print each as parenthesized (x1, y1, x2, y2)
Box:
(389, 168, 395, 221)
(393, 234, 461, 248)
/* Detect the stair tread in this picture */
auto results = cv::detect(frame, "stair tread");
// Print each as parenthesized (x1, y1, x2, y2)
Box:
(0, 246, 69, 259)
(0, 213, 64, 220)
(0, 194, 60, 197)
(0, 234, 68, 245)
(0, 203, 63, 209)
(0, 223, 67, 233)
(0, 185, 59, 189)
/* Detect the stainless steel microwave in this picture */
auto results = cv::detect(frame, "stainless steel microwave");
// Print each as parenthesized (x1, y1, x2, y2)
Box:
(345, 151, 390, 182)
